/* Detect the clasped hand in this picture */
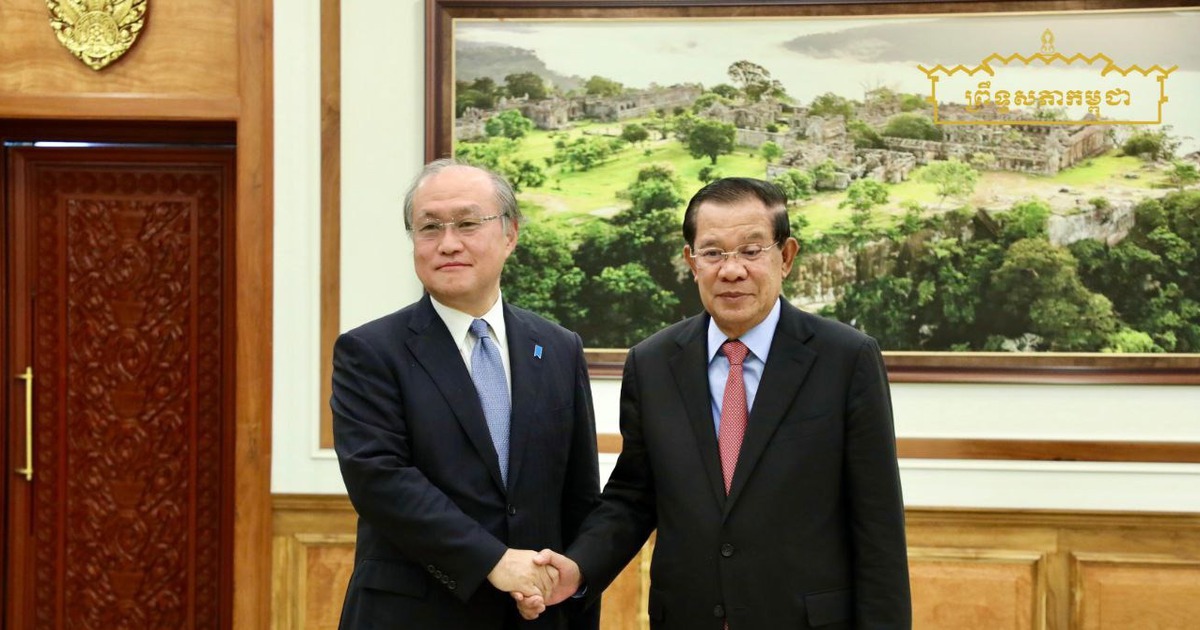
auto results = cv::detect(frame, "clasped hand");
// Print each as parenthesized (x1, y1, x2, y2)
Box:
(487, 548, 582, 620)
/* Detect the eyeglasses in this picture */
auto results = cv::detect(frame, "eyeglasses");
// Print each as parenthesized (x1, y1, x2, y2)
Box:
(409, 214, 503, 241)
(689, 242, 777, 267)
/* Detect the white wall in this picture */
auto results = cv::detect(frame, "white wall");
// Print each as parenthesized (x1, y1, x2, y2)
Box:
(272, 0, 1200, 510)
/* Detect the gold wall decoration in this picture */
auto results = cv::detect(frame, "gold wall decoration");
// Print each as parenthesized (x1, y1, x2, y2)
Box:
(46, 0, 148, 71)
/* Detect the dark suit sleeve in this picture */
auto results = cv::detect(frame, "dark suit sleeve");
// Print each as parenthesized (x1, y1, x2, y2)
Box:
(844, 337, 912, 627)
(561, 332, 603, 629)
(332, 331, 507, 602)
(569, 347, 659, 605)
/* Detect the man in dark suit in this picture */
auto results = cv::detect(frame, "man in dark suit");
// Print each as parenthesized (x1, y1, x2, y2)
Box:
(332, 160, 600, 629)
(522, 177, 910, 628)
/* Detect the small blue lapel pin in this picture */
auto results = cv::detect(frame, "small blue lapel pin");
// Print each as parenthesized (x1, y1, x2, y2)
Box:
(533, 344, 543, 359)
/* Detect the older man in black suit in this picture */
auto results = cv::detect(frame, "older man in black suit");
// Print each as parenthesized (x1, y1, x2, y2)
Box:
(332, 160, 600, 629)
(523, 177, 911, 629)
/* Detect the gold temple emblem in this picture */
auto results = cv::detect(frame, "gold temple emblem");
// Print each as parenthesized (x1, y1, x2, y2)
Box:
(46, 0, 148, 71)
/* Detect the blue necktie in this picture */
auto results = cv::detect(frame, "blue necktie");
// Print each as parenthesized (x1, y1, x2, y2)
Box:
(469, 319, 511, 486)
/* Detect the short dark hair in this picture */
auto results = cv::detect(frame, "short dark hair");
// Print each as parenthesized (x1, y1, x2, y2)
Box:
(682, 177, 790, 247)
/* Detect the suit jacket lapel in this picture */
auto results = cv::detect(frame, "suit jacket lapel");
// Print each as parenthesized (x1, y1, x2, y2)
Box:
(406, 295, 507, 494)
(504, 304, 542, 491)
(725, 302, 817, 515)
(668, 315, 727, 509)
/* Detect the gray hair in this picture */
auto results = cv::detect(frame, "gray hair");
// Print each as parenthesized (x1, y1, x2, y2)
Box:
(402, 158, 522, 231)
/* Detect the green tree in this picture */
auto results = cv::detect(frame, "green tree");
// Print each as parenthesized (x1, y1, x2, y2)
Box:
(504, 72, 547, 100)
(770, 169, 814, 203)
(840, 178, 889, 212)
(760, 141, 783, 163)
(584, 75, 624, 97)
(808, 92, 854, 121)
(881, 113, 942, 141)
(697, 165, 722, 184)
(585, 264, 680, 347)
(709, 84, 741, 99)
(727, 60, 785, 102)
(1122, 128, 1179, 161)
(1166, 161, 1199, 191)
(456, 77, 501, 116)
(848, 119, 885, 149)
(501, 221, 584, 324)
(684, 119, 736, 165)
(484, 109, 534, 140)
(990, 239, 1118, 351)
(918, 159, 979, 209)
(620, 123, 650, 146)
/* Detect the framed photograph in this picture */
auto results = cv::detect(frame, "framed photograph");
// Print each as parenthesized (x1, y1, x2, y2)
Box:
(426, 0, 1200, 383)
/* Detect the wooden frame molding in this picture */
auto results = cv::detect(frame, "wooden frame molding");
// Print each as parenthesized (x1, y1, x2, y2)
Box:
(233, 0, 275, 627)
(319, 0, 342, 450)
(595, 435, 1200, 463)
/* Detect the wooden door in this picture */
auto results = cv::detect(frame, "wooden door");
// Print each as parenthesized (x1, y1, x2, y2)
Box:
(3, 146, 236, 629)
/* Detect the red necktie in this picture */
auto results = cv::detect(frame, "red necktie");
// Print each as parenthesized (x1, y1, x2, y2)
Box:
(719, 340, 749, 495)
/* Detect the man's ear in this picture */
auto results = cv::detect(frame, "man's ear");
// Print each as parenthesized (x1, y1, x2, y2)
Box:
(683, 245, 699, 280)
(780, 237, 799, 276)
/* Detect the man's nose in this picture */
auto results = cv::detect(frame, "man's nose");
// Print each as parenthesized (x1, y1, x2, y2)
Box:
(716, 257, 749, 281)
(436, 228, 465, 253)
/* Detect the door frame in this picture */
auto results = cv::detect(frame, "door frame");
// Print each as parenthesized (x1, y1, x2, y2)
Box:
(0, 0, 274, 624)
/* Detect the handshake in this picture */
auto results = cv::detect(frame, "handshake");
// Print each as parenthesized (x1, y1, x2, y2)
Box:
(486, 548, 582, 620)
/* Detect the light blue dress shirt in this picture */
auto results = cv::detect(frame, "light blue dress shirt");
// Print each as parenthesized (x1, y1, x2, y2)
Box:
(706, 298, 782, 434)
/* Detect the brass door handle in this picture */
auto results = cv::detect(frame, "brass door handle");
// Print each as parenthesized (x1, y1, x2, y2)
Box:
(15, 367, 32, 482)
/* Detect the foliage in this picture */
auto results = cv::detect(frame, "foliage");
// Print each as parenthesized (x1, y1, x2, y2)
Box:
(501, 221, 584, 324)
(455, 139, 547, 193)
(584, 75, 624, 97)
(698, 165, 722, 184)
(709, 84, 741, 100)
(620, 123, 650, 146)
(770, 169, 814, 204)
(990, 239, 1118, 351)
(485, 109, 534, 140)
(1166, 161, 1199, 191)
(1121, 128, 1179, 161)
(553, 136, 623, 172)
(848, 119, 885, 149)
(881, 113, 943, 141)
(727, 60, 786, 102)
(1071, 191, 1200, 351)
(808, 92, 854, 121)
(839, 178, 889, 212)
(760, 141, 783, 163)
(684, 119, 737, 165)
(504, 72, 547, 100)
(918, 159, 979, 208)
(456, 77, 499, 116)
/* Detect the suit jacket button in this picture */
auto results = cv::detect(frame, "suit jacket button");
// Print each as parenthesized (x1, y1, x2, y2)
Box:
(507, 504, 517, 516)
(448, 580, 456, 589)
(713, 604, 725, 618)
(720, 543, 735, 557)
(427, 565, 436, 573)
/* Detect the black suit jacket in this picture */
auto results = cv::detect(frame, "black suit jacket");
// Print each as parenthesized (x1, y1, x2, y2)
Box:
(332, 295, 601, 629)
(568, 301, 910, 629)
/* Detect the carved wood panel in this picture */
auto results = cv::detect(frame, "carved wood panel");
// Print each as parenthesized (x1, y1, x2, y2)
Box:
(16, 148, 234, 629)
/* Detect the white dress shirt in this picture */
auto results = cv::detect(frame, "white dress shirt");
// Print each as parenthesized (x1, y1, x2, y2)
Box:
(430, 293, 512, 395)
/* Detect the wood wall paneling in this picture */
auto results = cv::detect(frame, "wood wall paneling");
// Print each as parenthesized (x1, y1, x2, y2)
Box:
(908, 548, 1046, 630)
(274, 497, 1200, 630)
(0, 0, 237, 101)
(1072, 554, 1200, 629)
